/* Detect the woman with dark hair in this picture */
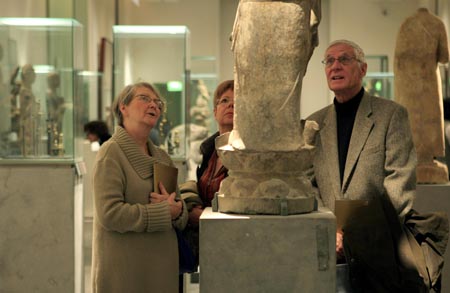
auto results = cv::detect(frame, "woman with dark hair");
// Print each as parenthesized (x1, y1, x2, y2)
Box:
(181, 80, 234, 272)
(196, 79, 234, 207)
(84, 120, 111, 145)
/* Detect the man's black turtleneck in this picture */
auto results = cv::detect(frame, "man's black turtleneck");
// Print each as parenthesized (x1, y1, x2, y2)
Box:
(334, 87, 364, 185)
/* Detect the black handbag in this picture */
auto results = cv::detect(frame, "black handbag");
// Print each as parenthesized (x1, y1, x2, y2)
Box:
(175, 228, 196, 274)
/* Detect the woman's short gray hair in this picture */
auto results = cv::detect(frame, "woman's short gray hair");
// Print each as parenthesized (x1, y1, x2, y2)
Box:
(112, 82, 164, 127)
(326, 39, 366, 63)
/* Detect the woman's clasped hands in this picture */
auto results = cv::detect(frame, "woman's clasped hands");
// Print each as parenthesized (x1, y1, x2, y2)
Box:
(149, 182, 182, 220)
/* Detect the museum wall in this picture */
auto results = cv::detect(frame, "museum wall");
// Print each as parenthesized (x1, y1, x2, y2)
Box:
(86, 0, 115, 72)
(48, 0, 74, 18)
(0, 0, 46, 17)
(440, 0, 450, 37)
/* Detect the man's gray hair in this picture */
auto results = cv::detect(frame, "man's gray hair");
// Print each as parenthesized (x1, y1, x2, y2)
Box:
(326, 39, 366, 63)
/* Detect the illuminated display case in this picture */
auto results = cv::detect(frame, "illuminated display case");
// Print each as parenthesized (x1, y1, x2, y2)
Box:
(363, 55, 393, 100)
(363, 72, 394, 100)
(113, 25, 190, 161)
(191, 55, 218, 135)
(0, 18, 84, 162)
(185, 56, 219, 180)
(0, 18, 85, 293)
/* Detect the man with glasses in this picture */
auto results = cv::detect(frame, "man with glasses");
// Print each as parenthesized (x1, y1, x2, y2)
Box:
(307, 39, 421, 291)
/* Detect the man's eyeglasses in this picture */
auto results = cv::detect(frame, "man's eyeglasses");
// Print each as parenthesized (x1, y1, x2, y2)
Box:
(216, 96, 234, 106)
(321, 55, 360, 67)
(135, 95, 164, 110)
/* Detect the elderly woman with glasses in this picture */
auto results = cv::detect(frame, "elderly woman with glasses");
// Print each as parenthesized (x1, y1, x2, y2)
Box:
(91, 82, 188, 293)
(180, 80, 234, 270)
(196, 80, 235, 205)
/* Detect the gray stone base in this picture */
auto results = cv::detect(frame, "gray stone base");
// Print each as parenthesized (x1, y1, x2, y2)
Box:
(0, 163, 84, 293)
(217, 193, 316, 215)
(199, 207, 336, 293)
(215, 132, 318, 214)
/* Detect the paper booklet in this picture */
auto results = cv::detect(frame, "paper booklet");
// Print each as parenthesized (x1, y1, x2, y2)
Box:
(153, 162, 178, 194)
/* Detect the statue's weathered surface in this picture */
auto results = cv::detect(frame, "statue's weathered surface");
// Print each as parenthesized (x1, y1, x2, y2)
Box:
(217, 0, 321, 215)
(394, 8, 449, 183)
(230, 0, 320, 151)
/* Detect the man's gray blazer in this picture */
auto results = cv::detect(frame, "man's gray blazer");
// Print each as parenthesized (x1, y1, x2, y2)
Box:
(307, 91, 417, 218)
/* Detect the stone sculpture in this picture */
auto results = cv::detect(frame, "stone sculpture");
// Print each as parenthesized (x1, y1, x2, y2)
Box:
(9, 66, 21, 137)
(394, 7, 449, 183)
(217, 0, 321, 215)
(46, 72, 66, 156)
(46, 73, 65, 130)
(18, 64, 40, 156)
(0, 44, 9, 134)
(165, 79, 211, 180)
(190, 79, 211, 129)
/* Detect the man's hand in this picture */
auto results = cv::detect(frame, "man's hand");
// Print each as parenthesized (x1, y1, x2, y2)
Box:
(336, 231, 345, 263)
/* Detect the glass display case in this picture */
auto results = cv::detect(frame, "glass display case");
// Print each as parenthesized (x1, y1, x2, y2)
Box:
(0, 18, 84, 162)
(78, 71, 101, 124)
(366, 55, 389, 72)
(186, 56, 219, 180)
(363, 72, 394, 100)
(191, 56, 218, 135)
(113, 25, 190, 160)
(363, 54, 393, 100)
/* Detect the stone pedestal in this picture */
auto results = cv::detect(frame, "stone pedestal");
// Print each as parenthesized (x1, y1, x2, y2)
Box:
(0, 163, 84, 293)
(216, 131, 318, 215)
(414, 183, 450, 292)
(199, 207, 336, 293)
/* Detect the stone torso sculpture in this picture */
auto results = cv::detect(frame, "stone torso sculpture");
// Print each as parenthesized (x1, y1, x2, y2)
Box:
(231, 0, 320, 151)
(394, 7, 449, 183)
(216, 0, 321, 215)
